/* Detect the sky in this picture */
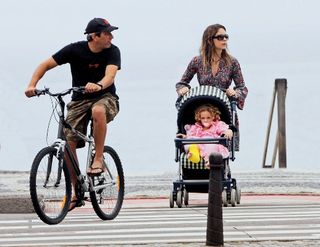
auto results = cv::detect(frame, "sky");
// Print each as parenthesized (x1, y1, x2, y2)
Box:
(0, 0, 320, 175)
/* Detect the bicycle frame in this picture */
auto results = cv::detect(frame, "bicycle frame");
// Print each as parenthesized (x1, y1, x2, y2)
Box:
(41, 88, 100, 194)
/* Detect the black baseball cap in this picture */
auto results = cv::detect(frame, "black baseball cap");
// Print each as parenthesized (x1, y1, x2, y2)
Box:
(84, 18, 118, 34)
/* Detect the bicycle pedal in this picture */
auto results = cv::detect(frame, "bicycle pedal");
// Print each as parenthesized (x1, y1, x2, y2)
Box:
(83, 197, 91, 202)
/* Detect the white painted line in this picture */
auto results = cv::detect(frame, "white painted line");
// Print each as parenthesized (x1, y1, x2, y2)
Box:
(31, 219, 207, 228)
(225, 217, 320, 223)
(233, 223, 320, 230)
(0, 220, 28, 224)
(0, 226, 28, 230)
(1, 224, 320, 242)
(0, 226, 207, 237)
(224, 210, 320, 216)
(245, 229, 320, 235)
(0, 232, 206, 242)
(251, 235, 320, 241)
(0, 238, 208, 247)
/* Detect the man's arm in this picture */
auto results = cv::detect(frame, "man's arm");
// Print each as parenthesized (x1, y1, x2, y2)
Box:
(25, 57, 58, 97)
(85, 64, 119, 93)
(98, 64, 118, 89)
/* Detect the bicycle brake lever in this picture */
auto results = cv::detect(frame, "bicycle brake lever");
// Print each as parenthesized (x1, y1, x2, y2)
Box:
(34, 89, 46, 96)
(73, 86, 86, 94)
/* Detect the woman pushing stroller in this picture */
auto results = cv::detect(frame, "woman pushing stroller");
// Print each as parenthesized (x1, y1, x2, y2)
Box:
(171, 24, 248, 207)
(175, 23, 248, 110)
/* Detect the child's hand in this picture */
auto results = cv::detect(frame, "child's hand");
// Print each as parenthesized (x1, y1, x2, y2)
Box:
(176, 133, 186, 138)
(223, 129, 233, 139)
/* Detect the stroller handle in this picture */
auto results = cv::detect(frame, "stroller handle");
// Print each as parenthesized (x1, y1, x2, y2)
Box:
(175, 137, 228, 147)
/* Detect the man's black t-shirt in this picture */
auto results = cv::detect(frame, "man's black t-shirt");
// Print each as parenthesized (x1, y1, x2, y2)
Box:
(52, 41, 121, 101)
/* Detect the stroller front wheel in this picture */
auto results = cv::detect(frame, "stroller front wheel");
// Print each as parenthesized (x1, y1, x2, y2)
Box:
(169, 191, 174, 208)
(230, 189, 236, 207)
(176, 190, 183, 208)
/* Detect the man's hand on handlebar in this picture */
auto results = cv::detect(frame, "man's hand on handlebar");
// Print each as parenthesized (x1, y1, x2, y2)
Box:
(25, 86, 37, 98)
(85, 82, 103, 93)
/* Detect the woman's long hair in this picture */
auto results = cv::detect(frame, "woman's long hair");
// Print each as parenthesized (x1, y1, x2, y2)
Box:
(200, 24, 232, 70)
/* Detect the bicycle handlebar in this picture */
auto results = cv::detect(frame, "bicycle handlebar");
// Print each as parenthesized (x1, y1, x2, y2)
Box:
(35, 86, 86, 97)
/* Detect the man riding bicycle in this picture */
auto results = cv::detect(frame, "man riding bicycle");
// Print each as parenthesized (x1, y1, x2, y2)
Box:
(25, 17, 121, 209)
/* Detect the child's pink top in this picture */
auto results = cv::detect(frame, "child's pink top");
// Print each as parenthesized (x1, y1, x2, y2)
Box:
(185, 120, 229, 138)
(184, 120, 230, 159)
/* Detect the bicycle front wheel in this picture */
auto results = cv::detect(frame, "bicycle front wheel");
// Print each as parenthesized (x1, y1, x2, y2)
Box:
(90, 146, 125, 220)
(30, 146, 71, 224)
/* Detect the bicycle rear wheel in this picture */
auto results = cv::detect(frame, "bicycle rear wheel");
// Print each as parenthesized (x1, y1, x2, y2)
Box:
(90, 146, 124, 220)
(30, 146, 71, 224)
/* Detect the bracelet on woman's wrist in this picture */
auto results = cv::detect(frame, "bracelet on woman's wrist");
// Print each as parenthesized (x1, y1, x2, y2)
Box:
(97, 83, 103, 90)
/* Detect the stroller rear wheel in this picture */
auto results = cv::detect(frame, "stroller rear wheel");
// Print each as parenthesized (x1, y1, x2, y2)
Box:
(236, 185, 241, 204)
(230, 189, 236, 207)
(169, 191, 174, 208)
(176, 190, 183, 208)
(222, 190, 228, 207)
(183, 189, 189, 206)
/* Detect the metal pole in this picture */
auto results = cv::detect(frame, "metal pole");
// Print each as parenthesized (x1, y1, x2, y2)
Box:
(276, 79, 287, 168)
(206, 153, 224, 246)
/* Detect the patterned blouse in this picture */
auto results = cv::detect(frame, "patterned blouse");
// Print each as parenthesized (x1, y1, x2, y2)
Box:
(176, 55, 248, 109)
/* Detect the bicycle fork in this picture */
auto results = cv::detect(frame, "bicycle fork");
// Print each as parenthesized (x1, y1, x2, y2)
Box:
(43, 140, 65, 188)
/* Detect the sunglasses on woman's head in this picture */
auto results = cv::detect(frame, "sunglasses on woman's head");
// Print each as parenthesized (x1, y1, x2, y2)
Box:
(212, 34, 229, 41)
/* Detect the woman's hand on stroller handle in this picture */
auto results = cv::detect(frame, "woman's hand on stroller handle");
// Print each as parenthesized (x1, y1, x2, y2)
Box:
(177, 86, 190, 96)
(176, 133, 187, 138)
(226, 87, 236, 97)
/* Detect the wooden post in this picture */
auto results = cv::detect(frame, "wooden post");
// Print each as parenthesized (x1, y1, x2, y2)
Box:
(206, 153, 224, 246)
(276, 79, 287, 168)
(270, 130, 279, 168)
(262, 86, 276, 168)
(262, 79, 287, 168)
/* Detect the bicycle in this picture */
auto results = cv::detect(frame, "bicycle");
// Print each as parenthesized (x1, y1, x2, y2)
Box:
(29, 87, 125, 225)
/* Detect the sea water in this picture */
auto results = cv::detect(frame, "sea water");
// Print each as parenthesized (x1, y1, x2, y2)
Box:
(1, 62, 319, 175)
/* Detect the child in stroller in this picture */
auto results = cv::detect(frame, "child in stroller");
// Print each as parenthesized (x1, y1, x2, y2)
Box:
(170, 85, 241, 208)
(178, 104, 233, 167)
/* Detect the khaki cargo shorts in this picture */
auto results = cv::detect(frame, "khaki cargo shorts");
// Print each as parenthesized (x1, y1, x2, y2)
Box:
(64, 92, 119, 147)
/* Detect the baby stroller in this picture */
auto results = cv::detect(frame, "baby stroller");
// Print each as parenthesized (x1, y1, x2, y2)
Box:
(170, 85, 241, 208)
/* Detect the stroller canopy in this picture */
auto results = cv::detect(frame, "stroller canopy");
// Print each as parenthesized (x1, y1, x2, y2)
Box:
(176, 86, 231, 133)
